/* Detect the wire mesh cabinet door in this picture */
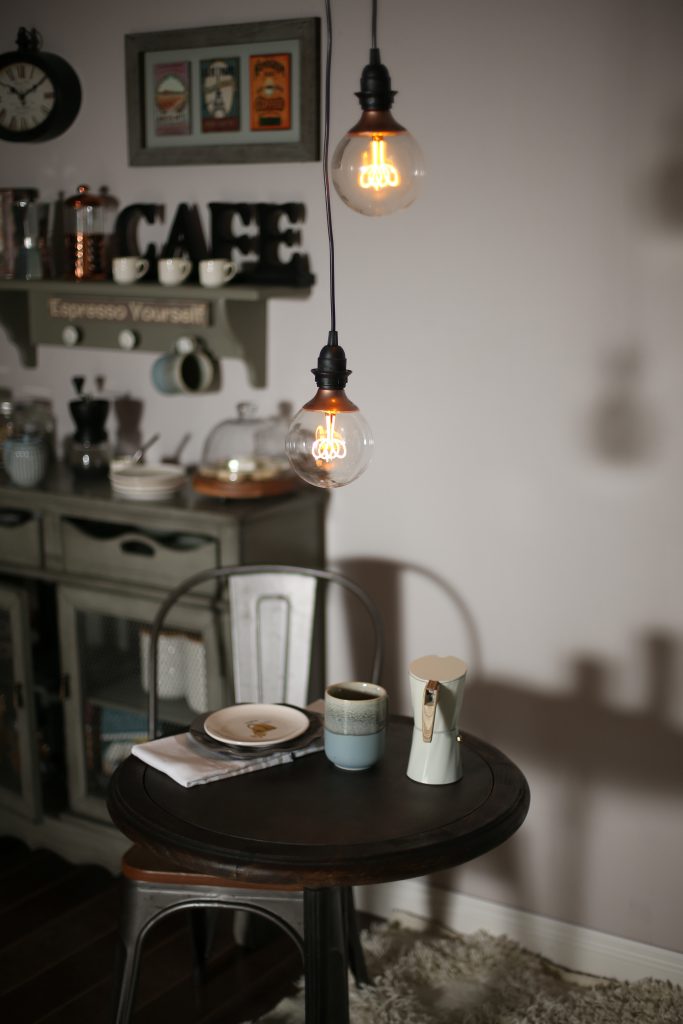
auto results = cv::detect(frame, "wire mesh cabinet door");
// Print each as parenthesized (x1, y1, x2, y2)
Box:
(57, 584, 225, 822)
(0, 582, 41, 820)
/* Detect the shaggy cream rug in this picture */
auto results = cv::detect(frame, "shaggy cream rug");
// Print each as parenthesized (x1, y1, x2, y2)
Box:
(256, 919, 683, 1023)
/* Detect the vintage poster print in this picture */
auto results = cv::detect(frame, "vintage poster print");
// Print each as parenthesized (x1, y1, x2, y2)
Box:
(153, 61, 191, 136)
(200, 57, 240, 133)
(249, 53, 291, 131)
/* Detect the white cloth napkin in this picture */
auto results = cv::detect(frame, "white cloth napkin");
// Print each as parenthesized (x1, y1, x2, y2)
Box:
(132, 730, 323, 788)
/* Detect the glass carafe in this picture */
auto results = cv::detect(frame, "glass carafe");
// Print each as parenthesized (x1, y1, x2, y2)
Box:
(64, 184, 118, 280)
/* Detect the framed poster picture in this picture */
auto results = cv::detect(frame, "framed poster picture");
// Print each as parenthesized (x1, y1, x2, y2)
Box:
(125, 18, 320, 165)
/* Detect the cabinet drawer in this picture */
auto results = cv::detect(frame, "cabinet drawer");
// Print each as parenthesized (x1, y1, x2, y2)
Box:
(61, 518, 218, 593)
(0, 509, 42, 569)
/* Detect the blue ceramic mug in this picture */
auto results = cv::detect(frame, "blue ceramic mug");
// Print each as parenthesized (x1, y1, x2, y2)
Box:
(151, 348, 216, 394)
(324, 681, 388, 771)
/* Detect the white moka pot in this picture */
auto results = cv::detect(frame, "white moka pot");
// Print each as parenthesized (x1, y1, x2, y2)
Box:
(406, 654, 468, 785)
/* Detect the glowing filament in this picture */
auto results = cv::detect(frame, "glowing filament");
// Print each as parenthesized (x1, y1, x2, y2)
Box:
(358, 137, 400, 191)
(312, 413, 347, 463)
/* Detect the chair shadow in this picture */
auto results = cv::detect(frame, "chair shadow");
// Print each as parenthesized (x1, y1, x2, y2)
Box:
(337, 557, 683, 957)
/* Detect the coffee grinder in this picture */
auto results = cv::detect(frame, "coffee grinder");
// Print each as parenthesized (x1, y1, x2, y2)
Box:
(66, 376, 110, 476)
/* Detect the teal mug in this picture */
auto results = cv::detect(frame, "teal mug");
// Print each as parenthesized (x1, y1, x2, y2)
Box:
(151, 348, 216, 394)
(324, 681, 388, 771)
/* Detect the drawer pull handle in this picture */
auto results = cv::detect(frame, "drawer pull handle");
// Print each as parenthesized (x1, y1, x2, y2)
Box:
(120, 539, 156, 558)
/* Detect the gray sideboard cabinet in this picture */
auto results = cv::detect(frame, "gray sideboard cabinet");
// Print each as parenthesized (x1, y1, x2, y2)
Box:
(0, 467, 326, 869)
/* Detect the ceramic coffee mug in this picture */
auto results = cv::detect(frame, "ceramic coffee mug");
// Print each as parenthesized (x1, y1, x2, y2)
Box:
(151, 348, 216, 394)
(158, 257, 192, 286)
(112, 256, 149, 284)
(199, 258, 237, 288)
(324, 681, 388, 771)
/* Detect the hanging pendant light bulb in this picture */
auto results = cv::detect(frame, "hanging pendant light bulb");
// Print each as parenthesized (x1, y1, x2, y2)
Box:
(286, 0, 374, 489)
(286, 332, 373, 488)
(332, 0, 424, 216)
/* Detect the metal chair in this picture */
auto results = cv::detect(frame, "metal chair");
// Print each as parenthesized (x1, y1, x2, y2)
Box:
(110, 564, 383, 1024)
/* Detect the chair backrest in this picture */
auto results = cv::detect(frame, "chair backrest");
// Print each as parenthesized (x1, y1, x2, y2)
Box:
(147, 564, 383, 737)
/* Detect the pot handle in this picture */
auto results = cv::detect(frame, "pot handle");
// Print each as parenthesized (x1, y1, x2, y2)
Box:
(421, 680, 440, 743)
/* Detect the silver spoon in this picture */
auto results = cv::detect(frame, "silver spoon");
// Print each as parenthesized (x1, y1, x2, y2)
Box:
(130, 433, 160, 464)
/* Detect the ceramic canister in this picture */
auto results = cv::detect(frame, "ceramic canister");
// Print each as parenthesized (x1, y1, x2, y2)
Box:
(3, 436, 48, 488)
(406, 655, 468, 785)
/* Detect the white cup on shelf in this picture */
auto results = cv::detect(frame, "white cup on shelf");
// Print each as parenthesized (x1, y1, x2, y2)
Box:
(198, 258, 237, 288)
(112, 256, 149, 284)
(158, 257, 192, 286)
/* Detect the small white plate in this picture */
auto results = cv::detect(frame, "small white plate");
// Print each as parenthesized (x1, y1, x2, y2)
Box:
(203, 703, 309, 748)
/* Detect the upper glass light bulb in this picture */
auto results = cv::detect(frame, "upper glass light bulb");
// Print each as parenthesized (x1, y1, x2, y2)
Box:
(286, 388, 374, 489)
(332, 49, 424, 216)
(332, 122, 424, 216)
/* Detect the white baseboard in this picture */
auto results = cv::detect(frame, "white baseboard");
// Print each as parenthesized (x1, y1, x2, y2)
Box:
(6, 815, 681, 986)
(354, 878, 683, 986)
(3, 811, 128, 875)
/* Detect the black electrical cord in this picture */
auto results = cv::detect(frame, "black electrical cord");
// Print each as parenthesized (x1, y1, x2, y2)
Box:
(323, 0, 337, 340)
(371, 0, 378, 50)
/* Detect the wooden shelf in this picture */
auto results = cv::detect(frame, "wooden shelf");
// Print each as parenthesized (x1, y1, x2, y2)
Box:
(0, 279, 311, 386)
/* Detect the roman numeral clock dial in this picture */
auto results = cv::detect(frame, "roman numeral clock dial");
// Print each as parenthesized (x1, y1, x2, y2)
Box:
(0, 28, 80, 142)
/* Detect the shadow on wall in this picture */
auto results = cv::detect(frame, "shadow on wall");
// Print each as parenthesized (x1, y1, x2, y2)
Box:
(338, 557, 485, 695)
(338, 557, 683, 942)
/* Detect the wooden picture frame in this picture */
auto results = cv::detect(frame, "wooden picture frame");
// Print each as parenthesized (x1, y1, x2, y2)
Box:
(125, 19, 320, 166)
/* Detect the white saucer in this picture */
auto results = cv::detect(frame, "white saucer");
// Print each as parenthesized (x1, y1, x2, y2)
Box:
(203, 703, 310, 748)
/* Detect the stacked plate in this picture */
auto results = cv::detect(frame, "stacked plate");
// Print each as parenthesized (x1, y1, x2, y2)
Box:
(109, 463, 186, 501)
(190, 703, 322, 760)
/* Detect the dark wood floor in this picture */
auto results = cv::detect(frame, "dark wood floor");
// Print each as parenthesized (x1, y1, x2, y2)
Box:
(0, 836, 305, 1024)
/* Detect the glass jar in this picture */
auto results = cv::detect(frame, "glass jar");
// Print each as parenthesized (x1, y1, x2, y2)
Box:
(0, 398, 15, 468)
(64, 184, 118, 280)
(199, 403, 291, 484)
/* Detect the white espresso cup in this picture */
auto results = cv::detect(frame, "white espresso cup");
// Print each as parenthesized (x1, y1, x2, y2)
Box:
(112, 256, 149, 284)
(199, 258, 237, 288)
(158, 257, 192, 286)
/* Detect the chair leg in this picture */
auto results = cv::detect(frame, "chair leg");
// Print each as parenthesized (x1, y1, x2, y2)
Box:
(190, 906, 220, 985)
(111, 881, 153, 1024)
(343, 887, 370, 987)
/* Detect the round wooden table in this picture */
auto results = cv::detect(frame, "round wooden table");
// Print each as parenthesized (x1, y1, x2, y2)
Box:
(108, 717, 529, 1023)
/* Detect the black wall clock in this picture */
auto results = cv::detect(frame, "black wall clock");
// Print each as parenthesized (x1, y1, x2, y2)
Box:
(0, 27, 81, 142)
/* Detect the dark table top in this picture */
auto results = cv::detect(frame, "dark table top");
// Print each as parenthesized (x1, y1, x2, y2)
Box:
(108, 716, 530, 888)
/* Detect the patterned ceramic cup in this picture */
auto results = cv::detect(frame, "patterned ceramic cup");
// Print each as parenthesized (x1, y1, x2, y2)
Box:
(324, 681, 388, 771)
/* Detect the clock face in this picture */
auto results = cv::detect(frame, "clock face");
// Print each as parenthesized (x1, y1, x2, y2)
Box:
(0, 61, 55, 134)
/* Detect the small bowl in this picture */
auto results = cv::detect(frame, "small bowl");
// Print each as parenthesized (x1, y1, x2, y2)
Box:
(109, 462, 186, 501)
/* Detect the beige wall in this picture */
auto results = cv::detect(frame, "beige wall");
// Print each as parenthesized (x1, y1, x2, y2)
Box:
(1, 0, 682, 952)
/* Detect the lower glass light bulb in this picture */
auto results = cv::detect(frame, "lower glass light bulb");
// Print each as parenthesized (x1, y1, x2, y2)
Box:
(286, 389, 374, 489)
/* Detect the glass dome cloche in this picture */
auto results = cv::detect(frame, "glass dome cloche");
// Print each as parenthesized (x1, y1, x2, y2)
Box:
(192, 403, 298, 499)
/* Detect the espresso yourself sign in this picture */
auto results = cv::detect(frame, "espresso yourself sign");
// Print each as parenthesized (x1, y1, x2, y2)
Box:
(47, 297, 210, 327)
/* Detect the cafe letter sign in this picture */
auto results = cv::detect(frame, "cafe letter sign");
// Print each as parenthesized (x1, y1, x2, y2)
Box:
(114, 200, 314, 287)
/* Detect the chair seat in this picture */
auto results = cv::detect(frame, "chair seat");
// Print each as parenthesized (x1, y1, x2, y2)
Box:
(121, 843, 301, 890)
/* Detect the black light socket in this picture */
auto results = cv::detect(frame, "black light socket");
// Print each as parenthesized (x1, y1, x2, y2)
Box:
(356, 48, 396, 111)
(311, 331, 352, 390)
